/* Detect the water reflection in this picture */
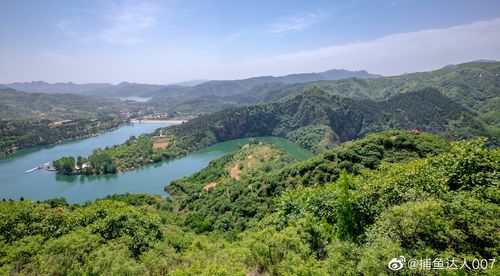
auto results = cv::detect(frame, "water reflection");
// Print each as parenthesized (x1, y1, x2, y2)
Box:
(55, 173, 119, 184)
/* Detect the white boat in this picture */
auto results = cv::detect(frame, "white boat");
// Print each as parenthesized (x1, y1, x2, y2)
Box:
(24, 167, 38, 173)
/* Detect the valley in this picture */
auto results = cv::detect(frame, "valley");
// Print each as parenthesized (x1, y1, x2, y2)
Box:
(52, 82, 497, 176)
(3, 61, 499, 157)
(1, 131, 497, 274)
(2, 2, 499, 274)
(0, 62, 499, 275)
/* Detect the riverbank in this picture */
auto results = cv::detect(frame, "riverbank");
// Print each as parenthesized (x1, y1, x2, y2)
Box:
(130, 119, 186, 125)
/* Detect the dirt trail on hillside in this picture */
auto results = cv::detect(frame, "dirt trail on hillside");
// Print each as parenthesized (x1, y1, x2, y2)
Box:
(230, 164, 241, 180)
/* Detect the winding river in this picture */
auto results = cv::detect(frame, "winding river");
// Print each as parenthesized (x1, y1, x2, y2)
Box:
(0, 124, 312, 203)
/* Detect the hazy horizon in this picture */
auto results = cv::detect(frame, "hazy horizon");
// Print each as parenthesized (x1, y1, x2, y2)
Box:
(2, 59, 499, 86)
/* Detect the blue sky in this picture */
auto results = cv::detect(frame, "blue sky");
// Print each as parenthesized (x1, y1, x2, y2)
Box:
(1, 0, 500, 84)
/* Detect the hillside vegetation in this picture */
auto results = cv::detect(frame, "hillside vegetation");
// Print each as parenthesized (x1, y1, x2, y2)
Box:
(167, 131, 451, 232)
(149, 62, 500, 128)
(54, 85, 494, 175)
(241, 61, 500, 131)
(2, 132, 498, 275)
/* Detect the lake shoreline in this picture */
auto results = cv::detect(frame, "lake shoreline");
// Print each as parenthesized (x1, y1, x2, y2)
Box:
(0, 120, 129, 159)
(130, 119, 186, 124)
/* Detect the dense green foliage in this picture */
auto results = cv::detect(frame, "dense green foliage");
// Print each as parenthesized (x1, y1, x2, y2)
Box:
(168, 142, 297, 232)
(285, 124, 336, 152)
(54, 134, 176, 174)
(52, 157, 75, 175)
(2, 133, 498, 275)
(168, 131, 451, 231)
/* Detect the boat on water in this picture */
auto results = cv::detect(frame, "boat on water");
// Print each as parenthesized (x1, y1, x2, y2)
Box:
(24, 162, 52, 173)
(24, 167, 38, 173)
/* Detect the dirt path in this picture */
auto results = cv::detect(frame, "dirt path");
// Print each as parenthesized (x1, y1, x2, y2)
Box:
(230, 164, 241, 180)
(203, 182, 217, 191)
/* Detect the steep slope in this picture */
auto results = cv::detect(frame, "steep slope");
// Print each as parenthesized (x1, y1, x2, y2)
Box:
(237, 61, 500, 127)
(154, 87, 490, 154)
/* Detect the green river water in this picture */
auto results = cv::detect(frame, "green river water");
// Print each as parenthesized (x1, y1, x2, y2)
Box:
(0, 124, 312, 203)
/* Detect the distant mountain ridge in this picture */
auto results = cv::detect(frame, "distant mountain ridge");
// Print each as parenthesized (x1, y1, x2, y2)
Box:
(2, 68, 380, 98)
(148, 61, 500, 126)
(170, 69, 380, 98)
(4, 81, 112, 94)
(83, 82, 167, 97)
(274, 69, 380, 83)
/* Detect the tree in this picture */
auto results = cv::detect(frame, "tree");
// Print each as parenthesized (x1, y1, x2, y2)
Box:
(76, 156, 83, 168)
(335, 170, 357, 241)
(53, 156, 75, 175)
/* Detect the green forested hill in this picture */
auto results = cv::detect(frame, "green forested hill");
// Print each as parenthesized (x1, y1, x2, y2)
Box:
(2, 133, 498, 274)
(57, 85, 494, 175)
(243, 61, 500, 127)
(0, 88, 138, 155)
(167, 131, 451, 232)
(168, 142, 298, 231)
(158, 86, 491, 154)
(247, 61, 500, 104)
(0, 88, 130, 120)
(149, 62, 500, 131)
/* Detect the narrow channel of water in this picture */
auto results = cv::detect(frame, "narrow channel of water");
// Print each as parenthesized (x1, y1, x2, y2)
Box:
(0, 124, 312, 204)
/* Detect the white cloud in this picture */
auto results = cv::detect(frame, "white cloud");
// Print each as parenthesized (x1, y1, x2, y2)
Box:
(248, 17, 500, 76)
(99, 2, 158, 45)
(267, 11, 327, 35)
(57, 1, 160, 45)
(222, 30, 245, 44)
